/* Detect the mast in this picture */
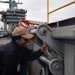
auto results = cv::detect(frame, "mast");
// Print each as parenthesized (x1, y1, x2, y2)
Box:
(0, 0, 23, 9)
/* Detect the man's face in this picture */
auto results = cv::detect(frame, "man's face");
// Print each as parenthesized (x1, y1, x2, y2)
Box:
(16, 37, 30, 47)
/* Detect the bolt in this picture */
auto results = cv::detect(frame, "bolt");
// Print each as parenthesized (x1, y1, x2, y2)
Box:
(55, 64, 60, 70)
(40, 27, 47, 35)
(42, 29, 47, 34)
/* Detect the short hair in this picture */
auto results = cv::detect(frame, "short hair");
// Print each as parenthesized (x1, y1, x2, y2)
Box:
(11, 35, 22, 42)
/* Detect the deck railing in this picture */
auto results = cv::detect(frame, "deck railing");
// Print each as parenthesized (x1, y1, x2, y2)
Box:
(47, 0, 75, 23)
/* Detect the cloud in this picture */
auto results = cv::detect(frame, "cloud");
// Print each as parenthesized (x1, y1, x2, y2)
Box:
(18, 0, 46, 22)
(0, 0, 75, 23)
(18, 0, 75, 22)
(0, 3, 8, 11)
(50, 0, 72, 9)
(50, 3, 75, 22)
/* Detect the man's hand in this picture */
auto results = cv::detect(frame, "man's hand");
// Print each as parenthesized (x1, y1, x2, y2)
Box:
(40, 43, 48, 52)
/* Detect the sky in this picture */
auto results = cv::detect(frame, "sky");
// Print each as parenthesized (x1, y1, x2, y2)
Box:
(0, 0, 75, 24)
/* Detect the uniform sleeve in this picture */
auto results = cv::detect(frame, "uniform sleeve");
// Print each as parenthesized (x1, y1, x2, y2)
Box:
(27, 49, 44, 61)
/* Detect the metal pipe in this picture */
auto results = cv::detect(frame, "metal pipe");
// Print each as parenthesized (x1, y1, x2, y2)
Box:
(39, 56, 50, 65)
(49, 1, 75, 14)
(40, 68, 45, 75)
(29, 29, 36, 35)
(47, 0, 49, 23)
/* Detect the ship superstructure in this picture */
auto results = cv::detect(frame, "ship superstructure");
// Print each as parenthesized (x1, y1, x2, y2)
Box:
(0, 0, 27, 31)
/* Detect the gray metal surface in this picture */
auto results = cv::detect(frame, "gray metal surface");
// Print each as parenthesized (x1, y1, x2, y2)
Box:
(29, 25, 64, 56)
(64, 43, 75, 75)
(39, 56, 63, 75)
(52, 25, 75, 39)
(29, 24, 75, 75)
(29, 25, 64, 75)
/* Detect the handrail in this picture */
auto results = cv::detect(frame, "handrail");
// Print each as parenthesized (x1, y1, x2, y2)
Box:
(47, 0, 75, 23)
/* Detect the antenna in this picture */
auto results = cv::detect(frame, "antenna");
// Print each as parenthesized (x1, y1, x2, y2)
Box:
(0, 0, 23, 9)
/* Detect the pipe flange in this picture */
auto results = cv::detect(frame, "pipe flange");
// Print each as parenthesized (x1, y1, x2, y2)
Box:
(40, 27, 47, 36)
(49, 59, 63, 75)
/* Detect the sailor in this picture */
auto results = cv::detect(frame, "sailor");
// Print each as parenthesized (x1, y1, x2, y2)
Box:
(0, 26, 48, 75)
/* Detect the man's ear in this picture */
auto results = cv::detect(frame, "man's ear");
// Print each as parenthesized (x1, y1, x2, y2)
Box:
(16, 39, 21, 44)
